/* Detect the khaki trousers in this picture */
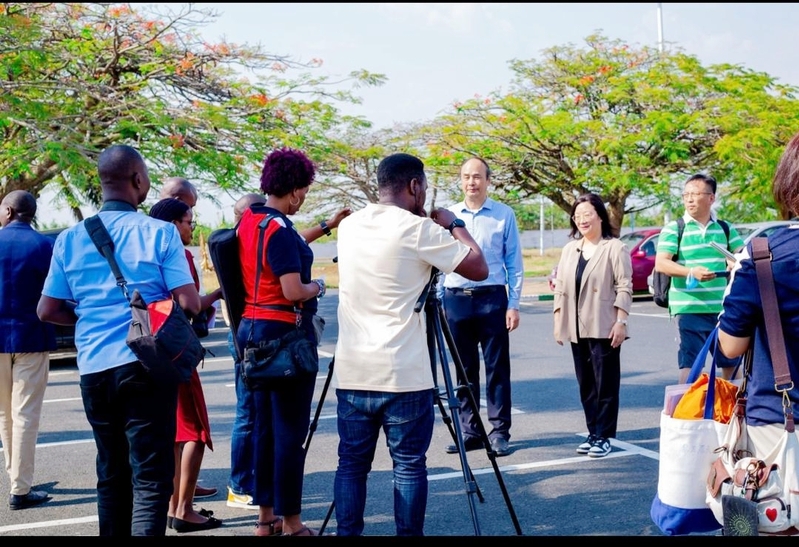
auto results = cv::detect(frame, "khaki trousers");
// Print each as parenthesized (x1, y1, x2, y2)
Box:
(0, 352, 49, 495)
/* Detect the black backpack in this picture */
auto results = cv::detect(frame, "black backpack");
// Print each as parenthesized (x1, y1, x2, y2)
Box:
(207, 213, 279, 362)
(652, 218, 730, 308)
(207, 224, 246, 361)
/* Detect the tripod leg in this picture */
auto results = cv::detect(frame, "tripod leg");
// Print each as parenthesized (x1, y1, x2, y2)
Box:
(304, 356, 336, 535)
(304, 356, 334, 451)
(319, 500, 335, 536)
(428, 303, 484, 535)
(436, 302, 524, 536)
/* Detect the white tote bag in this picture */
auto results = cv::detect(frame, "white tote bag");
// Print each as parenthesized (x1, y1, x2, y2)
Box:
(651, 328, 729, 535)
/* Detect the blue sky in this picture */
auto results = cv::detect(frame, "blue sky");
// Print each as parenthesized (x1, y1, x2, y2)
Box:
(195, 2, 799, 130)
(39, 2, 799, 226)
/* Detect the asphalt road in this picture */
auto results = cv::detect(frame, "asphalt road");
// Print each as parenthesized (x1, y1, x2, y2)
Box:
(0, 292, 708, 537)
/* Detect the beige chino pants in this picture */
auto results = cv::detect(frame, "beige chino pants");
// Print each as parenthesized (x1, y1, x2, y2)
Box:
(0, 352, 49, 496)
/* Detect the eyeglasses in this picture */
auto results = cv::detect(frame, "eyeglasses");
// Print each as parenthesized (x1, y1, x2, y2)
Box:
(571, 212, 597, 222)
(682, 192, 712, 199)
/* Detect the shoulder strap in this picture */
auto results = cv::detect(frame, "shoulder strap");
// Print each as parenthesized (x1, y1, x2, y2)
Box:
(84, 215, 130, 302)
(718, 220, 731, 249)
(719, 219, 730, 239)
(751, 236, 794, 431)
(246, 214, 295, 345)
(673, 217, 685, 261)
(252, 214, 276, 306)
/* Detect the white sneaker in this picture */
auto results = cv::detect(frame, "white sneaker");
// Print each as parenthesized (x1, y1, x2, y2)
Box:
(576, 434, 597, 455)
(226, 487, 258, 510)
(588, 437, 611, 458)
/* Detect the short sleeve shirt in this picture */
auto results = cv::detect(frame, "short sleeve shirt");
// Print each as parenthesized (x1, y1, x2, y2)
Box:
(718, 226, 799, 426)
(42, 210, 194, 375)
(334, 204, 471, 392)
(656, 215, 743, 315)
(237, 205, 316, 324)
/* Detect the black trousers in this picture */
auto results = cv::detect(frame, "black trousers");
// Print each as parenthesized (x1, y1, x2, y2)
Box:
(570, 338, 621, 439)
(443, 288, 511, 441)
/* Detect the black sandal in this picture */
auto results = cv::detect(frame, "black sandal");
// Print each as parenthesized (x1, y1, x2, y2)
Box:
(284, 525, 317, 536)
(255, 517, 283, 536)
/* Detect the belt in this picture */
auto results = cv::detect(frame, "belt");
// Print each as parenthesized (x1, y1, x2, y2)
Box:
(446, 285, 504, 296)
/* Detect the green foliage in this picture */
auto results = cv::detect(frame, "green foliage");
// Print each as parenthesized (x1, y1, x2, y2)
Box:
(512, 202, 571, 231)
(420, 33, 799, 233)
(4, 9, 799, 232)
(0, 3, 385, 220)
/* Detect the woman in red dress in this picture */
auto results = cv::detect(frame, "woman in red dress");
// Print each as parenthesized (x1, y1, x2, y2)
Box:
(150, 198, 222, 533)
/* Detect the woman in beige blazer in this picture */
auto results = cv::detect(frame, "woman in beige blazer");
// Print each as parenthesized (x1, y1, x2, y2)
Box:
(553, 193, 633, 458)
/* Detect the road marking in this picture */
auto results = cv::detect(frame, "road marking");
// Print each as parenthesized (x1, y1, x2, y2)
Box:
(0, 434, 660, 533)
(0, 438, 94, 453)
(0, 515, 98, 533)
(429, 435, 659, 481)
(629, 311, 670, 319)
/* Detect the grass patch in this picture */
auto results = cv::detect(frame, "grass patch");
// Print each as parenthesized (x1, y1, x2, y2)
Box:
(204, 248, 564, 291)
(522, 248, 562, 277)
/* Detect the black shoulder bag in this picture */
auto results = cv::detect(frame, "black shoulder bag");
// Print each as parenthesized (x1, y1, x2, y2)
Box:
(240, 214, 319, 390)
(85, 215, 205, 384)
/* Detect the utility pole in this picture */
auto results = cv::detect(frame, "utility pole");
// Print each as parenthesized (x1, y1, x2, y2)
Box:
(539, 195, 545, 256)
(657, 3, 671, 224)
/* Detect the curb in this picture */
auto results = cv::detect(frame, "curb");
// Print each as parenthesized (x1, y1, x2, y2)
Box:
(521, 294, 554, 302)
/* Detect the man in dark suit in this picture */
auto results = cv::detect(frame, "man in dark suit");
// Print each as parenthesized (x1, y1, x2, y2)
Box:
(0, 190, 56, 510)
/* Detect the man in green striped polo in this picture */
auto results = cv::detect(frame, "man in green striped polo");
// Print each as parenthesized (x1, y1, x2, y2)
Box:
(655, 173, 744, 384)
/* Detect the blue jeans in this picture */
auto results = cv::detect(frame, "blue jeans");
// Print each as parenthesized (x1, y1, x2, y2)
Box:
(237, 317, 317, 515)
(80, 362, 178, 536)
(676, 313, 740, 371)
(227, 331, 255, 496)
(334, 388, 434, 536)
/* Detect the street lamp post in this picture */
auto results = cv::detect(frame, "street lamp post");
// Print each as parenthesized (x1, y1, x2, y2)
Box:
(657, 3, 670, 225)
(539, 195, 545, 256)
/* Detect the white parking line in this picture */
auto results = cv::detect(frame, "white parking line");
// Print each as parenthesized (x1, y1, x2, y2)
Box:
(0, 515, 98, 533)
(0, 434, 659, 533)
(429, 434, 659, 481)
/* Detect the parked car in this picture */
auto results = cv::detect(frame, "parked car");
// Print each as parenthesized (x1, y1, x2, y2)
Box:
(620, 228, 662, 293)
(732, 220, 799, 246)
(39, 227, 76, 353)
(645, 219, 799, 295)
(548, 228, 662, 294)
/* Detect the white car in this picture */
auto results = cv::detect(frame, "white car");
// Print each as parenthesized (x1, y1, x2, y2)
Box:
(732, 220, 799, 246)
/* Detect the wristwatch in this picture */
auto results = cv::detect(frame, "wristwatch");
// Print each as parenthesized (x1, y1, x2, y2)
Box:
(447, 218, 466, 233)
(616, 319, 628, 326)
(312, 278, 326, 298)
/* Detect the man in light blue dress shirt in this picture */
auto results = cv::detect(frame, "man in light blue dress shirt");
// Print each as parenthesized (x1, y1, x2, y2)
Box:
(440, 157, 524, 457)
(38, 145, 201, 535)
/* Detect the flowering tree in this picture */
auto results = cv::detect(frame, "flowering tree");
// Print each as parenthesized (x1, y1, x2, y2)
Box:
(0, 3, 385, 219)
(424, 34, 799, 230)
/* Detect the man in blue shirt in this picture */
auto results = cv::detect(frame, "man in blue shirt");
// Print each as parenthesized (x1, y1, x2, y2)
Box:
(37, 144, 201, 536)
(0, 190, 56, 510)
(440, 157, 524, 457)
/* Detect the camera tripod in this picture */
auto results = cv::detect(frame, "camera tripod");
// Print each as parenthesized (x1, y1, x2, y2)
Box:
(304, 269, 522, 536)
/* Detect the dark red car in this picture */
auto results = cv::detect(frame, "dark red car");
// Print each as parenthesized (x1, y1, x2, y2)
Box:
(548, 228, 662, 294)
(620, 228, 662, 293)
